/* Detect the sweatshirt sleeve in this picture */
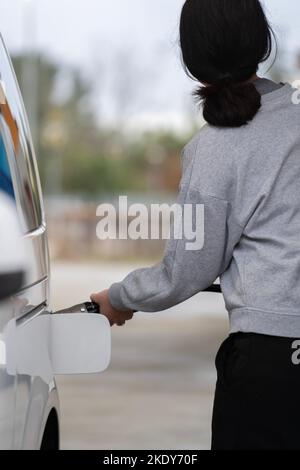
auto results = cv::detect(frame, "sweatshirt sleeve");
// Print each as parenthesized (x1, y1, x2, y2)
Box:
(108, 151, 243, 313)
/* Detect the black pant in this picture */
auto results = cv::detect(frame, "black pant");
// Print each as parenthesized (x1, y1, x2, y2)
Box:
(211, 332, 300, 450)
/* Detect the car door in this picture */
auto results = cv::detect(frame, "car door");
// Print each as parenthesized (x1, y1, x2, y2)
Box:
(0, 191, 26, 450)
(0, 35, 111, 449)
(0, 146, 17, 449)
(0, 34, 51, 449)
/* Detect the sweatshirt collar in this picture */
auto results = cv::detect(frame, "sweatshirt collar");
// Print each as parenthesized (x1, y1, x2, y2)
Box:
(260, 83, 293, 106)
(254, 78, 283, 96)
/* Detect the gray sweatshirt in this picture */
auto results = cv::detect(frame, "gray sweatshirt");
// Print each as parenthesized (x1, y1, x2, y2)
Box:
(109, 81, 300, 338)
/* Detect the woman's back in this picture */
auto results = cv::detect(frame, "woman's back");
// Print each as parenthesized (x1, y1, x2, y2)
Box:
(183, 82, 300, 336)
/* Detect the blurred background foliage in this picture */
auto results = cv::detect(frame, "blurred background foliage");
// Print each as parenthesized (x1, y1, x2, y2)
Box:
(12, 52, 193, 198)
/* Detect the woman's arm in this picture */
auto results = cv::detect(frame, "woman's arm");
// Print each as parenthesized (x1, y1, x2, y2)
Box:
(91, 184, 243, 326)
(107, 187, 242, 313)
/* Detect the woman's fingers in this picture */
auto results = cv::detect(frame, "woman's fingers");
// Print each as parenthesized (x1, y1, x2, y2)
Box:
(90, 289, 134, 327)
(90, 292, 101, 304)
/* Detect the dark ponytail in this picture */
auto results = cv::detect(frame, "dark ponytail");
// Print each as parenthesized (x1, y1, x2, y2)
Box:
(180, 0, 274, 128)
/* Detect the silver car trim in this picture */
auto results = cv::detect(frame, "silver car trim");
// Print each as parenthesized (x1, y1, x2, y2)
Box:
(16, 302, 47, 326)
(14, 277, 48, 320)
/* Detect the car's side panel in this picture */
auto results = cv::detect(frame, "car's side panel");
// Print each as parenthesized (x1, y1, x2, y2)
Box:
(14, 278, 48, 320)
(14, 377, 59, 450)
(0, 298, 16, 450)
(0, 35, 59, 450)
(22, 228, 49, 294)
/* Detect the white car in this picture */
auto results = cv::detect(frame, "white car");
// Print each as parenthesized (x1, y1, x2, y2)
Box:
(0, 36, 111, 450)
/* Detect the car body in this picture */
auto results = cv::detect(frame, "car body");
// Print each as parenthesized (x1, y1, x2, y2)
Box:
(0, 35, 110, 450)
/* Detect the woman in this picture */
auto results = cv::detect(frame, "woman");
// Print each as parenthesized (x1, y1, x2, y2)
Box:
(92, 0, 300, 450)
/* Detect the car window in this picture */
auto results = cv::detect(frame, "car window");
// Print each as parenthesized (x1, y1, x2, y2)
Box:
(0, 36, 43, 233)
(0, 132, 15, 200)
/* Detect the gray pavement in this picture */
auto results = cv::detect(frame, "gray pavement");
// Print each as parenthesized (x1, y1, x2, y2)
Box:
(52, 262, 228, 450)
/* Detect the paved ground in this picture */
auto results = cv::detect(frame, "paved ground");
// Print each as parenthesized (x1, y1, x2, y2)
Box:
(51, 262, 228, 450)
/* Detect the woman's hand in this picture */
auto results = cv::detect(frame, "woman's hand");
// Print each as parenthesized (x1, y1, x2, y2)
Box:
(91, 290, 134, 327)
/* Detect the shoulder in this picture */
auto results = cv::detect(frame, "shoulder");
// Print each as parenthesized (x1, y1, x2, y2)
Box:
(182, 124, 241, 167)
(181, 125, 239, 200)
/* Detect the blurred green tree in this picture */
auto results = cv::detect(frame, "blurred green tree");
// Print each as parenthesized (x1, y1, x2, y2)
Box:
(12, 53, 191, 197)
